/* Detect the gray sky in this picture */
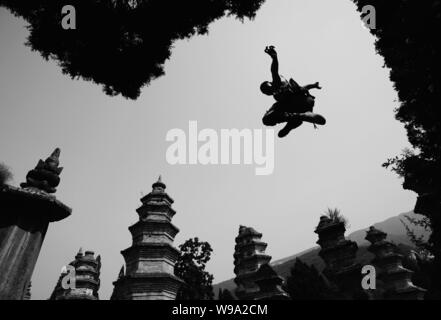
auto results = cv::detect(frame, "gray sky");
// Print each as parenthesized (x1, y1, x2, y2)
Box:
(0, 0, 416, 300)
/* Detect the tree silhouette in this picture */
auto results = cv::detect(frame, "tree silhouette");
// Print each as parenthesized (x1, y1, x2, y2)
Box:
(218, 288, 235, 300)
(401, 214, 432, 256)
(175, 237, 214, 300)
(286, 258, 333, 300)
(0, 0, 266, 99)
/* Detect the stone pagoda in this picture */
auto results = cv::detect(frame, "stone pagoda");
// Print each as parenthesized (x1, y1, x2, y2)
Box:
(0, 148, 71, 299)
(50, 248, 101, 300)
(314, 214, 363, 299)
(233, 226, 272, 300)
(111, 176, 183, 300)
(365, 226, 426, 300)
(254, 264, 290, 300)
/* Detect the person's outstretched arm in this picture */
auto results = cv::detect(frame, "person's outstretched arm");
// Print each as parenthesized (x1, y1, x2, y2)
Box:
(302, 82, 322, 90)
(265, 46, 281, 86)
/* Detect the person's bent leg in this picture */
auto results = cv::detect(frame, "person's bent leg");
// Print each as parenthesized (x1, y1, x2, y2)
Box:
(286, 111, 326, 125)
(262, 103, 285, 126)
(278, 120, 303, 138)
(304, 112, 326, 125)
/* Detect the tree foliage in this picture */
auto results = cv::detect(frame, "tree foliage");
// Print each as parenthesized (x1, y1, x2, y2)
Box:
(325, 208, 348, 227)
(353, 0, 441, 175)
(286, 258, 333, 300)
(351, 0, 441, 203)
(218, 288, 235, 300)
(175, 237, 214, 300)
(0, 0, 266, 99)
(401, 214, 432, 255)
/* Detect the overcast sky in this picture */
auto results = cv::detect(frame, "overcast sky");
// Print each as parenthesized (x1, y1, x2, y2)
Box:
(0, 0, 416, 300)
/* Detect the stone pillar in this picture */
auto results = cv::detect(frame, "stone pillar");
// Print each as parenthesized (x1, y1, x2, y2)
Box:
(0, 149, 71, 300)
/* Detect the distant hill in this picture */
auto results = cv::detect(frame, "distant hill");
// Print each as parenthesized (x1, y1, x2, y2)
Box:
(213, 211, 429, 296)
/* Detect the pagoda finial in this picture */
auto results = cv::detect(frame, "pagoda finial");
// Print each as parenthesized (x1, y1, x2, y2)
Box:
(152, 175, 166, 190)
(20, 148, 63, 193)
(50, 148, 61, 162)
(75, 247, 83, 259)
(365, 225, 387, 244)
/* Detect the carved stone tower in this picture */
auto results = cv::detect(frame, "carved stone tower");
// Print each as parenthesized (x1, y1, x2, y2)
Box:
(315, 215, 363, 299)
(365, 226, 426, 300)
(50, 249, 101, 300)
(111, 176, 183, 300)
(233, 226, 272, 300)
(0, 148, 71, 299)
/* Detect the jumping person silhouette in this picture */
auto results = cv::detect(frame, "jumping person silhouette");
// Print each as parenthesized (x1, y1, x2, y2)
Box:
(261, 46, 326, 138)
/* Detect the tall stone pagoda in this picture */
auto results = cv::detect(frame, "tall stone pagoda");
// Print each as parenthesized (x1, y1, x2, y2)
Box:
(0, 148, 71, 299)
(112, 176, 183, 300)
(314, 214, 363, 299)
(365, 226, 426, 300)
(50, 248, 101, 300)
(234, 226, 275, 300)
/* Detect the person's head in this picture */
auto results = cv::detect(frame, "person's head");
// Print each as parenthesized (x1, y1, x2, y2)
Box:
(260, 81, 274, 96)
(305, 95, 315, 107)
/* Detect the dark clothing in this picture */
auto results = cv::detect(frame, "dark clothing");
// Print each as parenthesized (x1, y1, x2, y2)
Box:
(273, 78, 296, 103)
(262, 78, 314, 126)
(262, 102, 293, 126)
